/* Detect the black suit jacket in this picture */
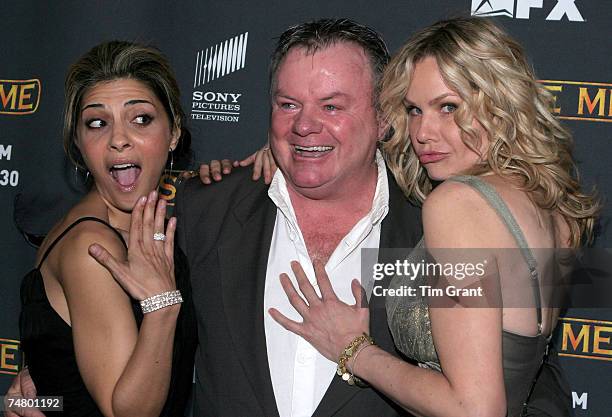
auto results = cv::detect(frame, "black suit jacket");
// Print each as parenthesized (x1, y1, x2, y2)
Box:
(176, 167, 422, 417)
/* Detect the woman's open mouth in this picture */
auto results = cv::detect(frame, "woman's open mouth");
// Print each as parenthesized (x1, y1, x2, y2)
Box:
(109, 163, 142, 191)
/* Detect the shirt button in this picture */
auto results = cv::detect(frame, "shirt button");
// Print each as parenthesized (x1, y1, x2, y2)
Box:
(297, 353, 307, 364)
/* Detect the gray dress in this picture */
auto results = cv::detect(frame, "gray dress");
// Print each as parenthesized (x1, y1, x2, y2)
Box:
(386, 175, 571, 417)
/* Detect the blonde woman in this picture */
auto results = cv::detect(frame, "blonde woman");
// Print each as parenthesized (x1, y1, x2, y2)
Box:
(266, 17, 599, 417)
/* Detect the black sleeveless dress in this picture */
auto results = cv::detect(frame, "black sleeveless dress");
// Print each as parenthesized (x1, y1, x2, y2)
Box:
(20, 217, 197, 416)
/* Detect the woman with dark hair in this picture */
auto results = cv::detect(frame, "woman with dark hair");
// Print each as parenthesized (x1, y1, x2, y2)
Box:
(12, 41, 196, 417)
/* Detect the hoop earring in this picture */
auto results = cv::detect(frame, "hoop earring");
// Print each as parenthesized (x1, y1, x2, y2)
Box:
(74, 164, 90, 185)
(165, 148, 174, 178)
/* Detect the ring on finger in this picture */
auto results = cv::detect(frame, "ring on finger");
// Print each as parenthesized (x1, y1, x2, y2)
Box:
(153, 232, 167, 242)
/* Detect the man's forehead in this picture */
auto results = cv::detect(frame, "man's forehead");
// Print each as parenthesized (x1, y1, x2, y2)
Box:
(275, 42, 374, 87)
(284, 41, 369, 63)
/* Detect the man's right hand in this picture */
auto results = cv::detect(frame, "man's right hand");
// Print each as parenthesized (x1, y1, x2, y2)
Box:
(198, 159, 234, 184)
(4, 368, 44, 417)
(198, 144, 277, 185)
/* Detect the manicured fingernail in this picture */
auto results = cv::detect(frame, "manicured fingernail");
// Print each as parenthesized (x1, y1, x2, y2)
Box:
(88, 244, 100, 256)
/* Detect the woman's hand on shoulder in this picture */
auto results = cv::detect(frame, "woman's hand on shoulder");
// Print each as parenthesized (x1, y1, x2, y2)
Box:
(88, 190, 176, 301)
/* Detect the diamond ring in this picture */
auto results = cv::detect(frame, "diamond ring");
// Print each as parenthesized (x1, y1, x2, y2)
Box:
(153, 232, 167, 242)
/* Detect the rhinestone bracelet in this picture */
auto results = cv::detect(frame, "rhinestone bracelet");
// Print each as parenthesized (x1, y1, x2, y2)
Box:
(140, 290, 183, 314)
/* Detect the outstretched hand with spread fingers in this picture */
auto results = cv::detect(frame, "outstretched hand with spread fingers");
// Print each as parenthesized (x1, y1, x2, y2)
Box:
(88, 190, 176, 301)
(268, 261, 369, 361)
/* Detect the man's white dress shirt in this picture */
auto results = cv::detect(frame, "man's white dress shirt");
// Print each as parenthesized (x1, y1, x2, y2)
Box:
(264, 150, 389, 417)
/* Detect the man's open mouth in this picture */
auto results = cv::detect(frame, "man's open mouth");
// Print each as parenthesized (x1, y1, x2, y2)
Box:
(293, 145, 334, 157)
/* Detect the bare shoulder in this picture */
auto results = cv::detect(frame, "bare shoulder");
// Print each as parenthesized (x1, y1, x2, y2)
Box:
(422, 180, 482, 215)
(422, 179, 507, 249)
(55, 220, 127, 285)
(423, 181, 483, 244)
(553, 212, 572, 248)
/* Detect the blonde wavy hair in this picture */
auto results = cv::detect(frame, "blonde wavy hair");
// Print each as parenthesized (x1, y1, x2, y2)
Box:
(381, 17, 599, 247)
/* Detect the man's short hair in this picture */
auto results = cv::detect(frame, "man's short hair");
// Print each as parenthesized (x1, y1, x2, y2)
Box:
(269, 18, 390, 109)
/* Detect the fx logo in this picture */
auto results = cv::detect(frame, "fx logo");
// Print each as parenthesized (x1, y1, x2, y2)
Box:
(471, 0, 585, 21)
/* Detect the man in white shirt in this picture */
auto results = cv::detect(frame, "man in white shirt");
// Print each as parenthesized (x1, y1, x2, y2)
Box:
(262, 18, 395, 417)
(177, 18, 422, 417)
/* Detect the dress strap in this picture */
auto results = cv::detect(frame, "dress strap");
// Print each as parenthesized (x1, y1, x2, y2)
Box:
(37, 216, 127, 269)
(448, 175, 543, 333)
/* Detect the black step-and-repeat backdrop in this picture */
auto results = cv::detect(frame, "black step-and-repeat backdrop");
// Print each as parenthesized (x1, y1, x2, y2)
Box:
(2, 1, 611, 415)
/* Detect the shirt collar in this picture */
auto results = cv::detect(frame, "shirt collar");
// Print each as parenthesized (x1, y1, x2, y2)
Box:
(268, 149, 389, 228)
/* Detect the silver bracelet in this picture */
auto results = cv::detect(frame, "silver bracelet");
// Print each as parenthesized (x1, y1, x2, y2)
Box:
(140, 290, 183, 314)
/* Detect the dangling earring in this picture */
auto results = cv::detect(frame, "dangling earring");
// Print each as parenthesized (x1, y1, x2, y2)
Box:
(169, 148, 174, 173)
(85, 171, 90, 182)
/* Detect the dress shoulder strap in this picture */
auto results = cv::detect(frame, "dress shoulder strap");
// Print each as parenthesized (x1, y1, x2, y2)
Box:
(447, 175, 538, 272)
(37, 216, 127, 269)
(448, 175, 543, 332)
